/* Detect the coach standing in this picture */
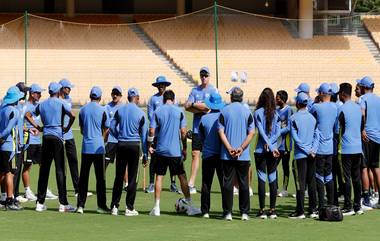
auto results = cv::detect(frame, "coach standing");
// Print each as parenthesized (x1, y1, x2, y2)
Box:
(218, 87, 255, 221)
(26, 82, 76, 212)
(185, 67, 218, 194)
(76, 87, 109, 214)
(110, 88, 148, 216)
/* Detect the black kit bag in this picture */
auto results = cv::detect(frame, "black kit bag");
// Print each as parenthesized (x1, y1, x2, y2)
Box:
(319, 205, 343, 222)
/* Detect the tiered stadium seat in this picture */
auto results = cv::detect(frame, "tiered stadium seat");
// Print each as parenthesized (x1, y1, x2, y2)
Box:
(362, 16, 380, 48)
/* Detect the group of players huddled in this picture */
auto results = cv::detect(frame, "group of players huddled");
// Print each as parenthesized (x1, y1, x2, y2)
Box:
(0, 66, 379, 221)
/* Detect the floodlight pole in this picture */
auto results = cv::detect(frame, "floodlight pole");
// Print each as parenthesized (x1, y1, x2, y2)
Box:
(213, 1, 219, 89)
(24, 10, 28, 85)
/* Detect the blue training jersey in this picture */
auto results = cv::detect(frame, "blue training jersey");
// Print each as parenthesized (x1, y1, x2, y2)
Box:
(276, 105, 293, 152)
(25, 101, 41, 145)
(79, 101, 109, 154)
(147, 93, 163, 122)
(62, 95, 74, 140)
(105, 101, 122, 144)
(254, 107, 281, 154)
(199, 111, 221, 160)
(218, 102, 255, 161)
(0, 105, 19, 153)
(359, 93, 380, 144)
(150, 104, 186, 158)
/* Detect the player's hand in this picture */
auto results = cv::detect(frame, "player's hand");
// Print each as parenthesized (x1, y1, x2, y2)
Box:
(272, 149, 280, 158)
(36, 126, 43, 132)
(362, 130, 369, 143)
(182, 149, 187, 161)
(228, 148, 236, 158)
(142, 155, 148, 167)
(235, 147, 244, 158)
(264, 144, 269, 152)
(149, 146, 155, 154)
(29, 128, 39, 136)
(62, 127, 69, 133)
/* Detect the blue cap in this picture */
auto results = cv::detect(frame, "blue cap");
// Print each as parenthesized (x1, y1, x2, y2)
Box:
(2, 86, 24, 105)
(357, 76, 374, 88)
(316, 83, 332, 95)
(205, 92, 225, 110)
(48, 82, 62, 94)
(128, 88, 139, 97)
(59, 78, 74, 89)
(90, 86, 102, 98)
(152, 76, 171, 87)
(29, 84, 45, 93)
(330, 83, 339, 95)
(200, 66, 210, 75)
(295, 83, 310, 93)
(111, 86, 122, 95)
(295, 92, 309, 105)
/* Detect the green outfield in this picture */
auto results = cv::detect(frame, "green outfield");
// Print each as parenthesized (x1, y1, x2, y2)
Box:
(1, 110, 379, 241)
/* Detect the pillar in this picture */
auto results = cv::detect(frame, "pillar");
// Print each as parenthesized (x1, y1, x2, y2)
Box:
(299, 0, 313, 39)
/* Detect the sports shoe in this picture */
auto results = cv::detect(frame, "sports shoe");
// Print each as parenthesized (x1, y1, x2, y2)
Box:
(355, 208, 364, 215)
(224, 213, 232, 221)
(233, 186, 239, 196)
(338, 195, 345, 202)
(370, 196, 379, 206)
(15, 195, 28, 203)
(278, 190, 288, 198)
(24, 189, 37, 201)
(46, 189, 58, 200)
(203, 213, 210, 218)
(187, 205, 202, 216)
(170, 183, 179, 193)
(97, 207, 111, 214)
(241, 213, 249, 221)
(125, 208, 139, 216)
(74, 192, 93, 198)
(35, 202, 47, 212)
(265, 192, 270, 197)
(288, 211, 306, 219)
(268, 209, 278, 219)
(145, 183, 154, 193)
(342, 208, 355, 216)
(189, 186, 197, 194)
(309, 211, 319, 219)
(111, 205, 118, 216)
(6, 199, 23, 211)
(59, 204, 76, 213)
(77, 207, 84, 214)
(150, 206, 160, 216)
(249, 187, 253, 197)
(256, 210, 267, 219)
(361, 198, 373, 211)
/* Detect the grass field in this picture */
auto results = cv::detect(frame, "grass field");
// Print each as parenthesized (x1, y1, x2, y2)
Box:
(1, 110, 379, 241)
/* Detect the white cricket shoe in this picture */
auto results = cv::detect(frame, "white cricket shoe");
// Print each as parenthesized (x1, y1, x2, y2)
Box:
(59, 204, 76, 213)
(46, 189, 58, 200)
(35, 202, 47, 212)
(77, 207, 84, 214)
(111, 205, 118, 216)
(224, 213, 232, 221)
(150, 206, 160, 216)
(241, 213, 249, 221)
(24, 190, 37, 201)
(125, 208, 139, 216)
(278, 190, 288, 198)
(15, 195, 28, 203)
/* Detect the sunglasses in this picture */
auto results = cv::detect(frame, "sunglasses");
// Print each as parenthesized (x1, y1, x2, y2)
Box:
(200, 74, 209, 78)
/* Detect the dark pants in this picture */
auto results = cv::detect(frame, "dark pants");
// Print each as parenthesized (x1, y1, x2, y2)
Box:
(222, 160, 250, 215)
(279, 151, 290, 190)
(111, 141, 140, 210)
(64, 139, 79, 193)
(37, 135, 68, 205)
(13, 151, 24, 197)
(201, 155, 224, 214)
(332, 154, 344, 206)
(315, 155, 334, 208)
(149, 138, 175, 184)
(77, 154, 107, 209)
(341, 154, 362, 211)
(255, 153, 278, 210)
(292, 156, 317, 214)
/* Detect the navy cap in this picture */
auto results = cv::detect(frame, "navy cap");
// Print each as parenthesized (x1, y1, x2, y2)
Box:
(200, 66, 210, 75)
(90, 86, 102, 98)
(295, 92, 309, 105)
(112, 86, 123, 95)
(295, 83, 310, 93)
(316, 83, 332, 95)
(205, 92, 225, 110)
(357, 76, 374, 88)
(29, 84, 45, 93)
(59, 79, 74, 89)
(48, 82, 62, 94)
(152, 76, 171, 87)
(128, 87, 139, 97)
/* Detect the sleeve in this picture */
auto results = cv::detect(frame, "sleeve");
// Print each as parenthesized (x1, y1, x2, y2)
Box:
(269, 115, 281, 148)
(102, 110, 110, 129)
(336, 109, 344, 135)
(359, 97, 366, 110)
(311, 124, 320, 154)
(0, 110, 17, 139)
(290, 118, 311, 155)
(147, 97, 154, 122)
(280, 108, 292, 135)
(110, 110, 119, 139)
(187, 89, 195, 103)
(150, 111, 157, 129)
(180, 110, 186, 128)
(34, 104, 40, 116)
(198, 120, 205, 141)
(78, 109, 84, 130)
(217, 113, 225, 131)
(255, 111, 277, 151)
(139, 114, 148, 157)
(247, 113, 255, 133)
(62, 100, 71, 115)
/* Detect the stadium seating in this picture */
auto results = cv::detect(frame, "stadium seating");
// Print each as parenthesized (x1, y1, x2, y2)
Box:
(142, 14, 380, 102)
(362, 15, 380, 49)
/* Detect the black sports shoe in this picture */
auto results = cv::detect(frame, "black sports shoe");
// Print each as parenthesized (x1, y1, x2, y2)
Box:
(288, 211, 306, 219)
(268, 209, 278, 219)
(342, 208, 355, 216)
(256, 209, 267, 219)
(6, 199, 23, 211)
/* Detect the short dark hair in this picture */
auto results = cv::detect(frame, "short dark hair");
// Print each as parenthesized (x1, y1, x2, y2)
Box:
(231, 87, 243, 103)
(339, 83, 352, 96)
(276, 90, 288, 103)
(297, 103, 307, 109)
(90, 95, 101, 101)
(163, 90, 175, 103)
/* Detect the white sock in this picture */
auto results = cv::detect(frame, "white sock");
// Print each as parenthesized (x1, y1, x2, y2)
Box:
(155, 199, 160, 208)
(25, 186, 31, 192)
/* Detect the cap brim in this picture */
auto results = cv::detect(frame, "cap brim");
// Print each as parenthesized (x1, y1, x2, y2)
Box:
(152, 82, 171, 87)
(205, 98, 225, 110)
(294, 88, 300, 93)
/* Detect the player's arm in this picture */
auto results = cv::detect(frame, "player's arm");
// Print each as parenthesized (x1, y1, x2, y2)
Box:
(0, 110, 17, 143)
(180, 127, 187, 160)
(290, 119, 311, 156)
(184, 90, 209, 114)
(217, 113, 235, 157)
(25, 110, 42, 132)
(63, 110, 75, 133)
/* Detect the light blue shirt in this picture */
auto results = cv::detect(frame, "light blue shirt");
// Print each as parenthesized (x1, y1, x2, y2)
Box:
(359, 93, 380, 144)
(218, 102, 255, 161)
(276, 105, 293, 152)
(254, 107, 281, 154)
(105, 101, 122, 143)
(199, 111, 221, 159)
(79, 102, 109, 154)
(62, 95, 74, 140)
(147, 93, 163, 122)
(0, 105, 19, 152)
(25, 102, 41, 145)
(150, 104, 186, 158)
